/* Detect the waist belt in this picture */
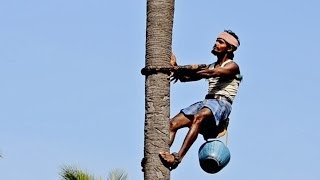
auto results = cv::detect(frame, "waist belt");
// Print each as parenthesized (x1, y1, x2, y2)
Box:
(205, 94, 232, 104)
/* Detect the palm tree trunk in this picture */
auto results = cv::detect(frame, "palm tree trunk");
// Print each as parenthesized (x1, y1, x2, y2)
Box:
(143, 0, 175, 180)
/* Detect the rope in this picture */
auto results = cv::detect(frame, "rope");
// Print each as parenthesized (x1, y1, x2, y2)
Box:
(141, 64, 207, 76)
(141, 66, 174, 76)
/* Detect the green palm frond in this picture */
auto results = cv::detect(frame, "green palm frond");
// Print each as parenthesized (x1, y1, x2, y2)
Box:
(60, 166, 95, 180)
(107, 169, 128, 180)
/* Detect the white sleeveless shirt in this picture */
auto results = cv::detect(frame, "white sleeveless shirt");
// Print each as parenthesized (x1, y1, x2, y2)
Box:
(207, 59, 241, 102)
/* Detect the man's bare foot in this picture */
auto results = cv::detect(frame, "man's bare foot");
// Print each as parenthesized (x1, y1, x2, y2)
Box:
(159, 151, 181, 170)
(159, 151, 175, 164)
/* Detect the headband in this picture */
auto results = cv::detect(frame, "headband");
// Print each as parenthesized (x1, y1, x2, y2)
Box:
(217, 32, 239, 48)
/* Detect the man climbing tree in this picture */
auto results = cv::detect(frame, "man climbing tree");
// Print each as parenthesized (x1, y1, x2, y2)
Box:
(159, 30, 242, 170)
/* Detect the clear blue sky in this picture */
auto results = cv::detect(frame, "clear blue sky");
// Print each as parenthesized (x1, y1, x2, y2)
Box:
(1, 0, 320, 179)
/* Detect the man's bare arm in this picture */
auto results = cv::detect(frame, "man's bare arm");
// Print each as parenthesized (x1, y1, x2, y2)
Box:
(170, 64, 208, 82)
(196, 62, 240, 79)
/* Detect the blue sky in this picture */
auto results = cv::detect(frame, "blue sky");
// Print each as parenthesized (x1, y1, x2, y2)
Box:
(0, 0, 320, 179)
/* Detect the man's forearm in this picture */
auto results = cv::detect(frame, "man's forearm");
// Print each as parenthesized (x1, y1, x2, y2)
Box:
(178, 73, 202, 82)
(172, 64, 207, 82)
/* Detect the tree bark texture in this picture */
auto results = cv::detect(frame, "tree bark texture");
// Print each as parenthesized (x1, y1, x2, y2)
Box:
(144, 0, 175, 180)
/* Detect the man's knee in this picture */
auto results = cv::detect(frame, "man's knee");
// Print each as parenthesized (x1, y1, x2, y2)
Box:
(169, 113, 191, 131)
(169, 120, 177, 131)
(193, 114, 205, 126)
(193, 109, 212, 126)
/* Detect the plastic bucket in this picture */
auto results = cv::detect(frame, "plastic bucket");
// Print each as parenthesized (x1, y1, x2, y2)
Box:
(198, 140, 231, 173)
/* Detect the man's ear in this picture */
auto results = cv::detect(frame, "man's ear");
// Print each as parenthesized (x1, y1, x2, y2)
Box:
(227, 45, 236, 52)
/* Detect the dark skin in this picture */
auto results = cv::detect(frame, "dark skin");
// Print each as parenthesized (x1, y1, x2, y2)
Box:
(160, 38, 240, 167)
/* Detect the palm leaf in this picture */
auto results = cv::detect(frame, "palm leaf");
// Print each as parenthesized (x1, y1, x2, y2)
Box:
(107, 169, 128, 180)
(60, 166, 95, 180)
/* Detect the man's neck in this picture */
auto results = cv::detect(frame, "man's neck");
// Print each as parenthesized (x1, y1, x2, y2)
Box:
(216, 54, 230, 65)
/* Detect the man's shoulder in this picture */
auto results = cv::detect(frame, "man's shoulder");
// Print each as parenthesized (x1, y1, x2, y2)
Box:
(224, 59, 239, 67)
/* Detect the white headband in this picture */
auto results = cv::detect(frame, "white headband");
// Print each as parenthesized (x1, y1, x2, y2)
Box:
(218, 32, 239, 48)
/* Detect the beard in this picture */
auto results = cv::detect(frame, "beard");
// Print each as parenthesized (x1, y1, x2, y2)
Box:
(211, 49, 218, 56)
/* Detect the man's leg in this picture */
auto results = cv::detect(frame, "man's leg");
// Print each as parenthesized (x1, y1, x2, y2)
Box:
(160, 108, 213, 168)
(142, 112, 191, 171)
(169, 113, 192, 147)
(176, 108, 212, 160)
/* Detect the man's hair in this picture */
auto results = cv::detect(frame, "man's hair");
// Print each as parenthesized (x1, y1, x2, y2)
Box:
(224, 29, 240, 59)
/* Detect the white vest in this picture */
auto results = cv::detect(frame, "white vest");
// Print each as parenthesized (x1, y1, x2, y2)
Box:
(207, 59, 241, 102)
